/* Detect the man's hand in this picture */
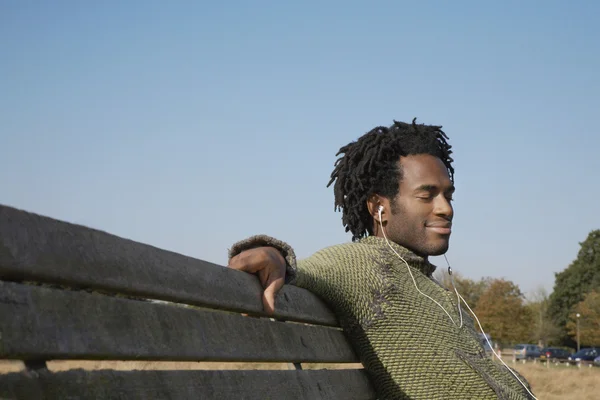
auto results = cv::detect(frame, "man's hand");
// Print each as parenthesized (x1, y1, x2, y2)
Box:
(228, 246, 287, 315)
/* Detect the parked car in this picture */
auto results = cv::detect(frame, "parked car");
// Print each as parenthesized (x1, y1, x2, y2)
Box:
(567, 347, 600, 364)
(513, 344, 542, 360)
(538, 347, 571, 363)
(478, 333, 495, 356)
(594, 355, 600, 367)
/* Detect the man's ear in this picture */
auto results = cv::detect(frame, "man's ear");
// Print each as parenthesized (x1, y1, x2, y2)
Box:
(366, 194, 388, 223)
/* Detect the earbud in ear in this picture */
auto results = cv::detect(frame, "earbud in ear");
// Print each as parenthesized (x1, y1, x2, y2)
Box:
(377, 205, 384, 220)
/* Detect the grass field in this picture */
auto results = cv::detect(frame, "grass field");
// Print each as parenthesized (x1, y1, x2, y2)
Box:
(512, 362, 599, 400)
(2, 359, 598, 399)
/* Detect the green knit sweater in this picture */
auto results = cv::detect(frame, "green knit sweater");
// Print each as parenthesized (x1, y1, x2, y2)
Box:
(230, 235, 534, 400)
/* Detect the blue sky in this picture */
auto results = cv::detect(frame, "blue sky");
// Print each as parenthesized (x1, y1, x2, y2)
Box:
(1, 1, 598, 297)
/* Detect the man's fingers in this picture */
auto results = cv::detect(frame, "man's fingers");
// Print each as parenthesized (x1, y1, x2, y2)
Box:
(262, 276, 284, 315)
(227, 253, 244, 270)
(262, 288, 276, 315)
(228, 251, 257, 272)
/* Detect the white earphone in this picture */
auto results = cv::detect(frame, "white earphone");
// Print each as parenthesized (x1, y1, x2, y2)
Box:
(375, 206, 536, 398)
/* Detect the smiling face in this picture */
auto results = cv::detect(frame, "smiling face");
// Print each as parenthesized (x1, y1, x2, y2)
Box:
(375, 154, 455, 257)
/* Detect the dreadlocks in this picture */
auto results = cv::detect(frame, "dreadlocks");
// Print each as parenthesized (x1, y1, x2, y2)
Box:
(327, 118, 454, 241)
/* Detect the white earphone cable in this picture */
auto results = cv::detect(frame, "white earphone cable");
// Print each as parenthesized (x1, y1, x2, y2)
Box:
(378, 207, 463, 327)
(377, 207, 537, 399)
(445, 258, 538, 400)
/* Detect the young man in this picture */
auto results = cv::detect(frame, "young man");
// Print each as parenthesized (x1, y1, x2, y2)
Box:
(228, 119, 535, 399)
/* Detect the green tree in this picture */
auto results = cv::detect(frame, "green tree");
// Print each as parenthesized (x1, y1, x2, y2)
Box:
(548, 230, 600, 345)
(432, 270, 491, 309)
(473, 279, 531, 345)
(566, 291, 600, 347)
(525, 286, 562, 347)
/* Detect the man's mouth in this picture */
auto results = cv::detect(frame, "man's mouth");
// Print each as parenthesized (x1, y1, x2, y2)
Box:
(425, 222, 452, 235)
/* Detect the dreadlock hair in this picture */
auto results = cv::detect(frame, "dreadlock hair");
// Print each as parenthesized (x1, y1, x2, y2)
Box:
(327, 118, 454, 242)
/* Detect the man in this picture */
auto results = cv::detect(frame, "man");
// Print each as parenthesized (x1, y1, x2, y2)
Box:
(228, 119, 534, 399)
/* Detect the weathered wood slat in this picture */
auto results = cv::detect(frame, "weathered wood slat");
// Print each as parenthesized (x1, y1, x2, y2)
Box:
(0, 204, 337, 326)
(0, 281, 357, 363)
(0, 369, 376, 400)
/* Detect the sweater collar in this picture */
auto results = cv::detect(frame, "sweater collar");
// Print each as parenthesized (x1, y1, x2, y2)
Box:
(360, 236, 437, 276)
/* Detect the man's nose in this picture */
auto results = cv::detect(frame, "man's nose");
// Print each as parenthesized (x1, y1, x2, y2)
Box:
(434, 195, 453, 218)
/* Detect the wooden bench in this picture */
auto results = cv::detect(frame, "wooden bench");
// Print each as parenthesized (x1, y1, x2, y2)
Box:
(0, 204, 376, 399)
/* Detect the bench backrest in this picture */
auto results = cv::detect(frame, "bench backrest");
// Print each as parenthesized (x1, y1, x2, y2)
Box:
(0, 204, 376, 399)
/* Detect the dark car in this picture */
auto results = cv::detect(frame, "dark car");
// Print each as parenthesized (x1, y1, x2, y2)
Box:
(513, 344, 542, 360)
(567, 347, 600, 364)
(539, 347, 571, 363)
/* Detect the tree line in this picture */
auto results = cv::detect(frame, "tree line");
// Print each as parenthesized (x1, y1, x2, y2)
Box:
(434, 229, 600, 349)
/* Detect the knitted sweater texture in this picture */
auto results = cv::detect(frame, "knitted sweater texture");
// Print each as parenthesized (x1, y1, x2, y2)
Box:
(229, 235, 534, 400)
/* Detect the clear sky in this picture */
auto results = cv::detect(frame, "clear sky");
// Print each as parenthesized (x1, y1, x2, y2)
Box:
(1, 1, 598, 298)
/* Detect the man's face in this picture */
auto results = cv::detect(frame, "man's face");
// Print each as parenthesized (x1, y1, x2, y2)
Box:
(382, 154, 454, 257)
